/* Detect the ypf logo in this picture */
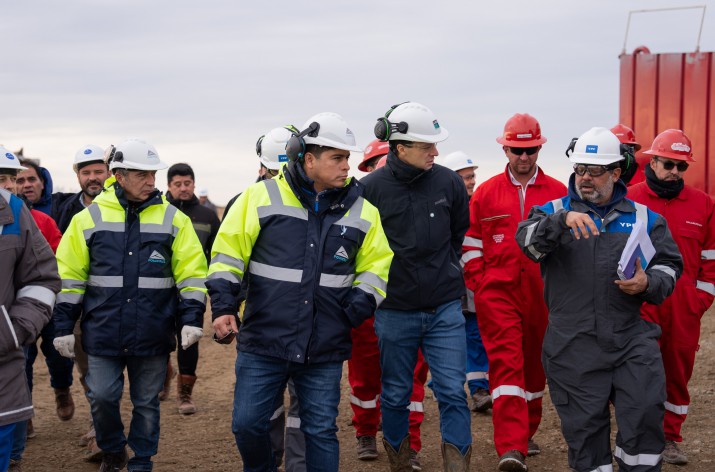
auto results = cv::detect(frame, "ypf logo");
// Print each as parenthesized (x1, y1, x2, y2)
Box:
(585, 145, 599, 154)
(5, 152, 15, 160)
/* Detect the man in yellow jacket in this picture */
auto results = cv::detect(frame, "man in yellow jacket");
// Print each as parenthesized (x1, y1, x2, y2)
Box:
(207, 112, 393, 472)
(52, 138, 208, 472)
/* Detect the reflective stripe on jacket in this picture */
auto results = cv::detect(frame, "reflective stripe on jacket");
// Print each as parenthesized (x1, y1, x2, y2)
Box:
(53, 185, 207, 356)
(207, 168, 392, 363)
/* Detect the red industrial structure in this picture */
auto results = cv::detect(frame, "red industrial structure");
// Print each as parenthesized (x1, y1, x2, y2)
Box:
(618, 6, 713, 195)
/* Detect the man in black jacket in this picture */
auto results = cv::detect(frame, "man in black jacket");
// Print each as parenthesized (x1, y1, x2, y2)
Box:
(361, 102, 472, 472)
(165, 163, 220, 414)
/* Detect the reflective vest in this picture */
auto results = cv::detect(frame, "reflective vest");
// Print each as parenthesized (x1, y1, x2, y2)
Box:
(207, 171, 392, 363)
(53, 186, 207, 356)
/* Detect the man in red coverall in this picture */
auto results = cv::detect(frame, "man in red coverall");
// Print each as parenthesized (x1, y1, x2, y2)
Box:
(349, 138, 429, 471)
(627, 129, 715, 466)
(462, 113, 566, 472)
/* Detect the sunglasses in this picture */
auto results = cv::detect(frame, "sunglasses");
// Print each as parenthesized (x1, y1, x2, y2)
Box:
(403, 142, 436, 151)
(655, 157, 689, 172)
(573, 164, 617, 177)
(509, 146, 539, 156)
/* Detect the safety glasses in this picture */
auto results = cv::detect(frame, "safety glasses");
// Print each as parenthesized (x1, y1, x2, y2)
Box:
(655, 157, 689, 172)
(509, 146, 539, 156)
(573, 164, 617, 177)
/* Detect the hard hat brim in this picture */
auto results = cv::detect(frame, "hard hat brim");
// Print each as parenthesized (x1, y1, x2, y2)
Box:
(642, 149, 695, 162)
(568, 154, 624, 165)
(110, 160, 169, 171)
(496, 136, 547, 147)
(391, 127, 449, 144)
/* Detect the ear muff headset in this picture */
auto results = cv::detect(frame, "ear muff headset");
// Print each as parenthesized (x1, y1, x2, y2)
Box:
(285, 122, 320, 161)
(373, 102, 410, 141)
(618, 143, 639, 184)
(256, 125, 301, 157)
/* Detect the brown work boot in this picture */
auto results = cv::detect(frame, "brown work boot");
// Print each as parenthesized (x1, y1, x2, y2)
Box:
(409, 448, 422, 471)
(383, 437, 412, 472)
(663, 440, 688, 465)
(55, 387, 75, 421)
(527, 438, 541, 456)
(8, 458, 22, 471)
(158, 362, 175, 401)
(470, 388, 492, 412)
(177, 374, 197, 415)
(498, 449, 527, 471)
(356, 435, 378, 460)
(98, 447, 127, 472)
(441, 442, 471, 472)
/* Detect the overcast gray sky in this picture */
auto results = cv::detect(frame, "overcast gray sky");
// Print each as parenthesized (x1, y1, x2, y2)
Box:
(2, 0, 713, 205)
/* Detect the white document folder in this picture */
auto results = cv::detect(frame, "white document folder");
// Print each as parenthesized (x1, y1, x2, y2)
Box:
(617, 219, 656, 280)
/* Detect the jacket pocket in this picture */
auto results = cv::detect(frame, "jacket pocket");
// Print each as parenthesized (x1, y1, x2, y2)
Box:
(0, 305, 20, 355)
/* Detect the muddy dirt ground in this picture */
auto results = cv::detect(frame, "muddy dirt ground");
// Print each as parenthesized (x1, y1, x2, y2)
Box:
(23, 304, 714, 471)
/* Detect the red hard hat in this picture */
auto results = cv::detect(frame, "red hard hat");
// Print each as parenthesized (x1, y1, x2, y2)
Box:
(359, 139, 390, 172)
(375, 155, 388, 169)
(610, 124, 641, 151)
(496, 113, 547, 147)
(642, 129, 695, 162)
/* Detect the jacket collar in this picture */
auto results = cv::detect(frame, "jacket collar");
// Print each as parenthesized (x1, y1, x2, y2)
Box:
(166, 191, 199, 210)
(284, 161, 358, 214)
(386, 150, 431, 184)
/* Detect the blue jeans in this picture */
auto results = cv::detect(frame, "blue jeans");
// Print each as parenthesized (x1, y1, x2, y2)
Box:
(232, 351, 342, 472)
(87, 354, 168, 472)
(465, 311, 489, 393)
(0, 423, 15, 471)
(375, 299, 471, 453)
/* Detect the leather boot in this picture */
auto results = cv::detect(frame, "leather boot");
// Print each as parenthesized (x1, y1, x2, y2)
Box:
(382, 437, 412, 472)
(158, 362, 175, 401)
(54, 387, 75, 421)
(177, 374, 197, 415)
(441, 442, 471, 472)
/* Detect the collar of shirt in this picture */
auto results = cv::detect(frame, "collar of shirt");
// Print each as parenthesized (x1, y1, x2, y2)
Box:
(508, 165, 539, 198)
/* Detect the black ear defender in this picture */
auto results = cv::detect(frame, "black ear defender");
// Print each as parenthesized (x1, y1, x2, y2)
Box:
(564, 137, 578, 158)
(255, 135, 265, 157)
(618, 143, 639, 184)
(285, 122, 321, 161)
(373, 102, 410, 141)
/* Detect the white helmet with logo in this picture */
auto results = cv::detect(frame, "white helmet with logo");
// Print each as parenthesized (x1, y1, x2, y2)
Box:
(440, 151, 478, 172)
(0, 144, 27, 172)
(0, 145, 26, 172)
(109, 138, 168, 171)
(73, 144, 106, 172)
(568, 127, 624, 165)
(374, 102, 449, 143)
(302, 113, 362, 152)
(257, 127, 294, 170)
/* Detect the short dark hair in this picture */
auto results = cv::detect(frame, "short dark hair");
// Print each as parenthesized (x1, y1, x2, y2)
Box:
(167, 163, 195, 184)
(389, 140, 411, 155)
(304, 144, 329, 159)
(19, 159, 46, 184)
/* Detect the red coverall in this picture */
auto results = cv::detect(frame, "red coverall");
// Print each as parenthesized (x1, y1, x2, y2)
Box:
(348, 317, 429, 451)
(463, 166, 565, 456)
(628, 182, 715, 442)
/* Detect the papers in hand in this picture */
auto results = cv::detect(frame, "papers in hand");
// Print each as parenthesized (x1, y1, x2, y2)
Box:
(617, 219, 656, 280)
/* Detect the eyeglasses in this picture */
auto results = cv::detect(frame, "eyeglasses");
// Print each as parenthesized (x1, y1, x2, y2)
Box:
(266, 168, 280, 177)
(655, 157, 689, 172)
(573, 164, 617, 177)
(509, 146, 539, 156)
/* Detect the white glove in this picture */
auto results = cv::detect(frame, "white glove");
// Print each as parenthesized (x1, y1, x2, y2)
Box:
(181, 326, 203, 350)
(53, 335, 75, 359)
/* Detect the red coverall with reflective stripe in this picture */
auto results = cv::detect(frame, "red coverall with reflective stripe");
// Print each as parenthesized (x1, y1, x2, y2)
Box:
(628, 182, 715, 442)
(348, 317, 429, 451)
(463, 166, 566, 456)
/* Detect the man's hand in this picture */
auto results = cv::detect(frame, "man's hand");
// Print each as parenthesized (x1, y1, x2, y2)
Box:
(565, 211, 600, 240)
(181, 326, 203, 350)
(53, 335, 75, 359)
(213, 314, 238, 344)
(615, 257, 649, 295)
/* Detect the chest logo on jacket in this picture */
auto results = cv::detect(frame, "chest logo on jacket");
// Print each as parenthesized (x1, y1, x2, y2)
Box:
(334, 246, 349, 262)
(492, 234, 505, 243)
(148, 250, 166, 264)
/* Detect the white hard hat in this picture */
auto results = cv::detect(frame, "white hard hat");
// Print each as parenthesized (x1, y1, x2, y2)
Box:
(440, 151, 478, 172)
(109, 138, 168, 171)
(197, 187, 208, 197)
(375, 102, 449, 143)
(73, 144, 106, 172)
(0, 145, 26, 172)
(257, 127, 293, 170)
(301, 112, 362, 152)
(568, 127, 624, 166)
